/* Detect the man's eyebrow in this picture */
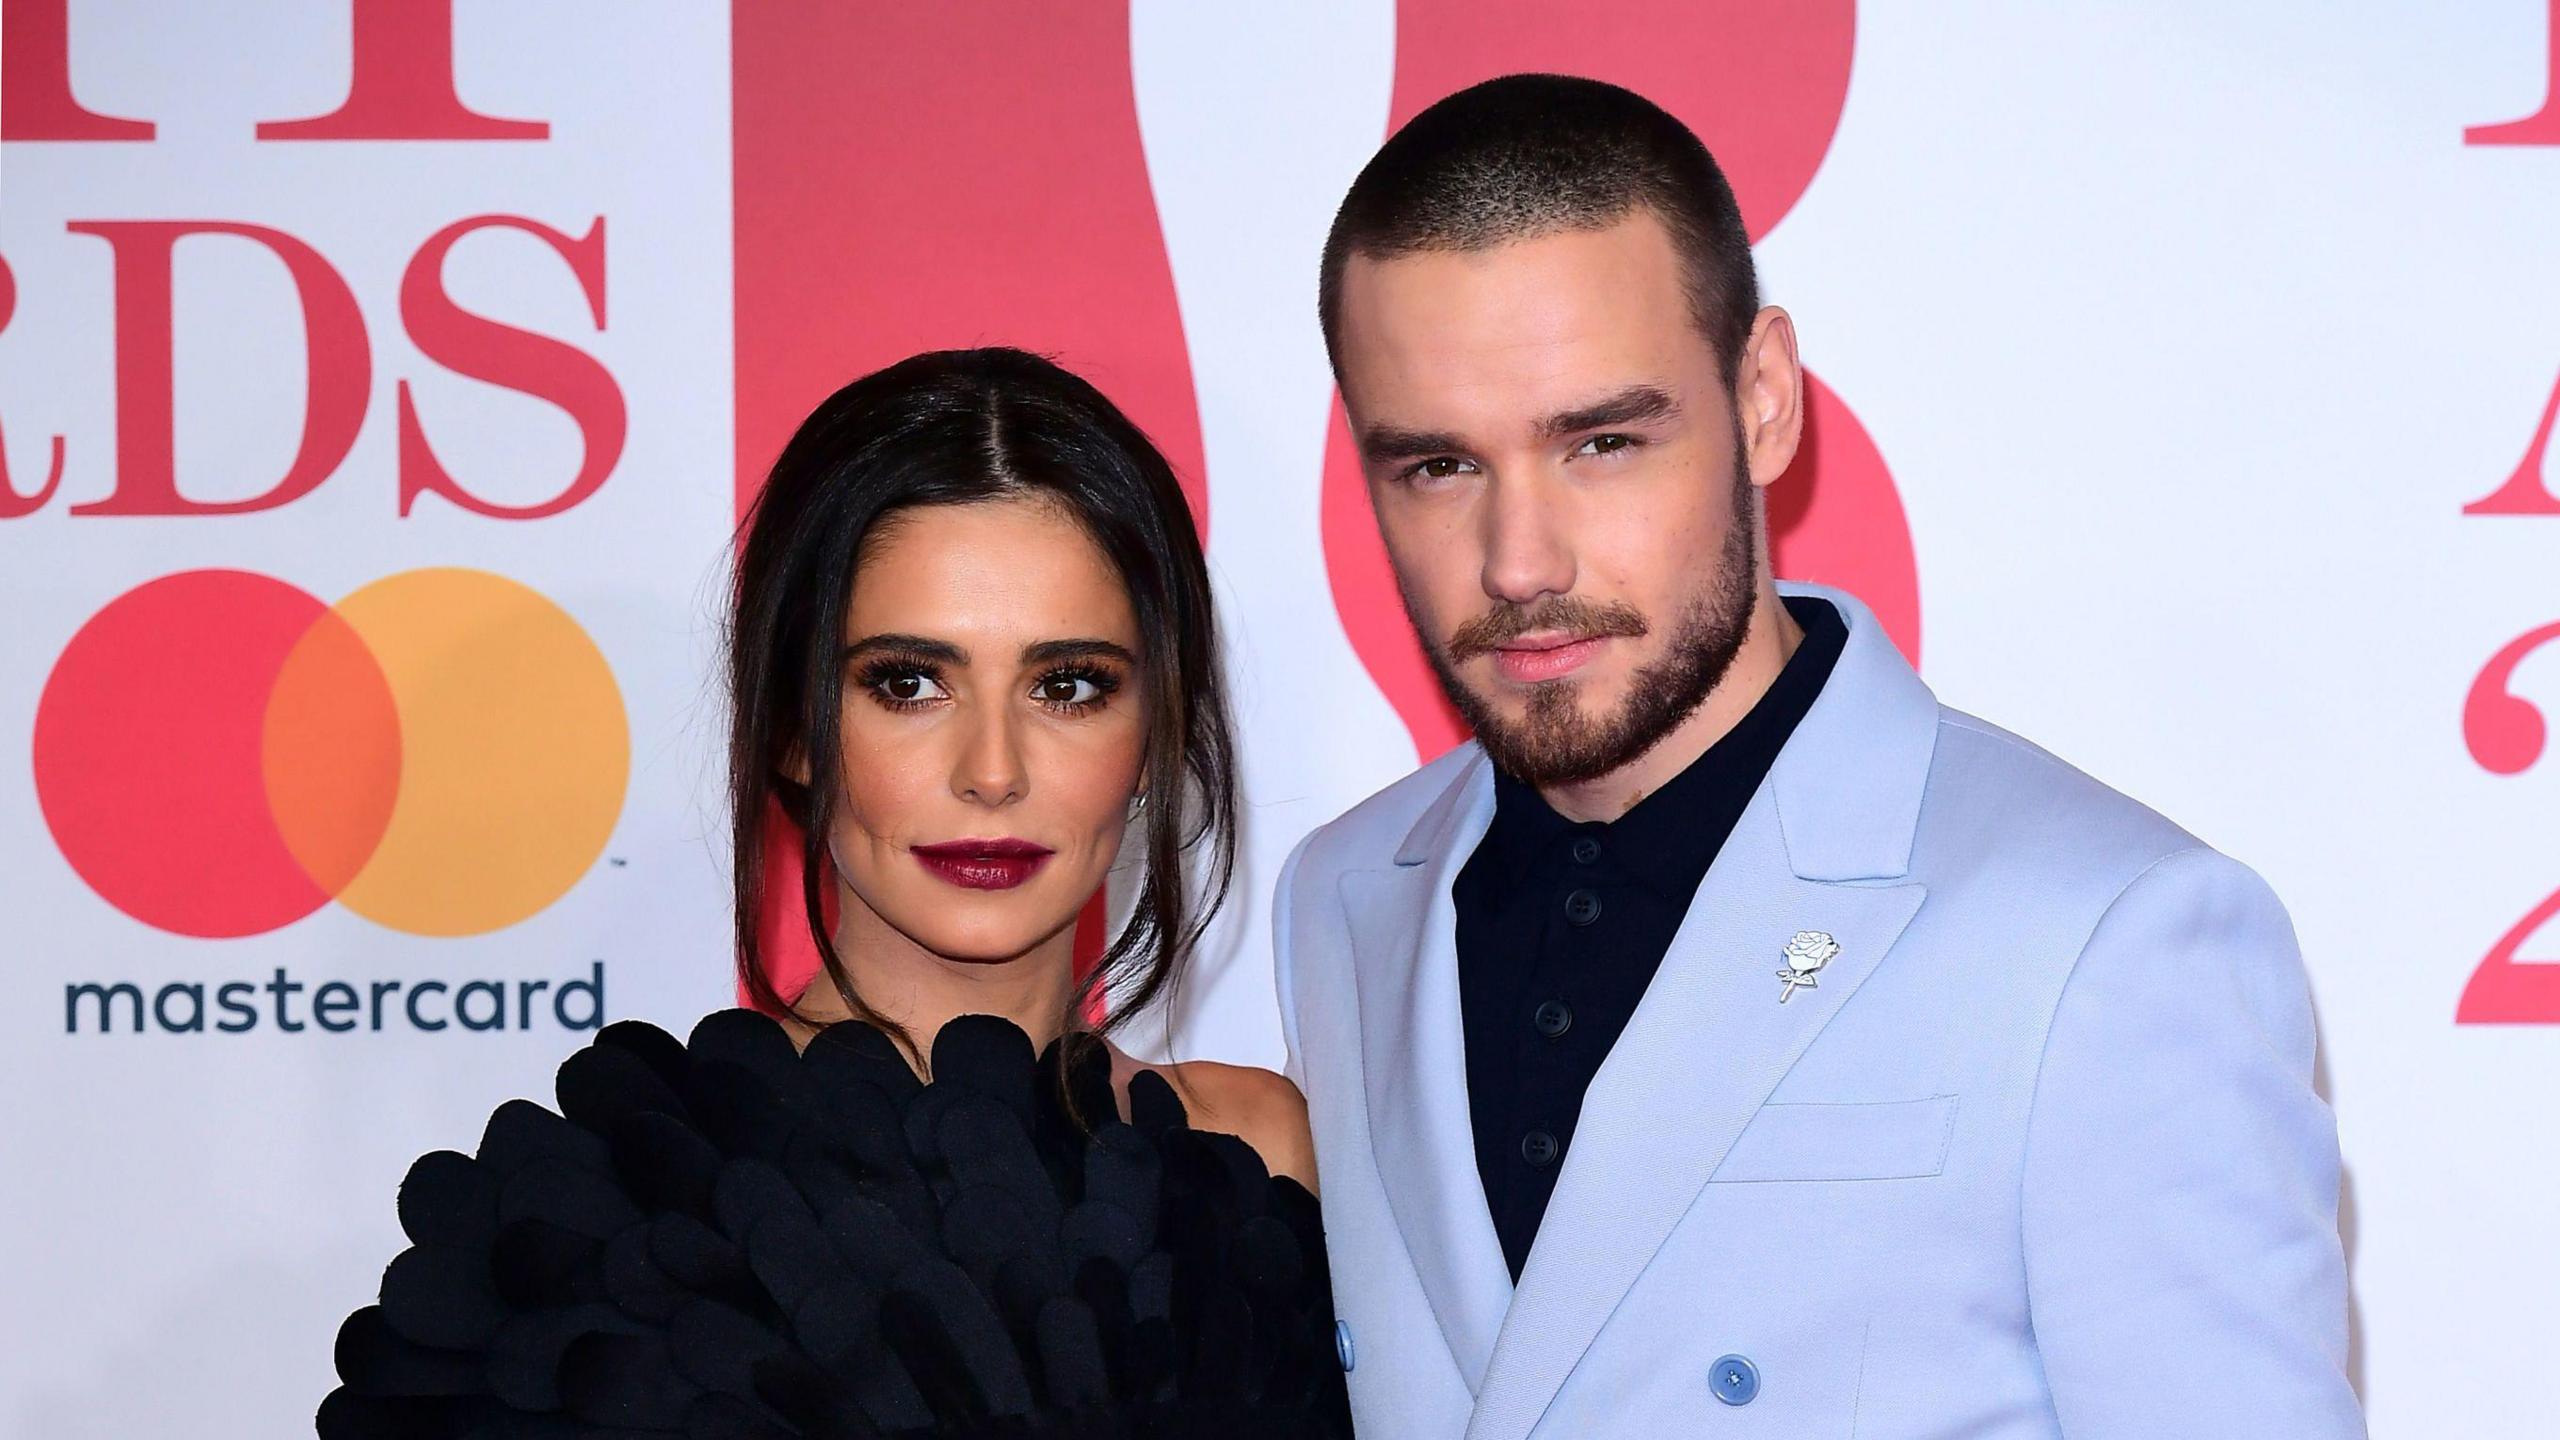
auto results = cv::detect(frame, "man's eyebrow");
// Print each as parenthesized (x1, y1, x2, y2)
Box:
(1536, 385, 1681, 440)
(1357, 423, 1468, 465)
(841, 633, 966, 664)
(1023, 638, 1137, 667)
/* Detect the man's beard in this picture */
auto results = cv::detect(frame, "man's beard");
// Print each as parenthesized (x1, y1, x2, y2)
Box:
(1409, 441, 1761, 789)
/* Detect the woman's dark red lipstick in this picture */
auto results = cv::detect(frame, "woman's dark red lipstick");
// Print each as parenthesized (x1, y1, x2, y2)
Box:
(911, 838, 1055, 891)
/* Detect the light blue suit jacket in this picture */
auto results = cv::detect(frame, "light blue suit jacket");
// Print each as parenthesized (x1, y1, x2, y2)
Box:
(1273, 582, 2362, 1439)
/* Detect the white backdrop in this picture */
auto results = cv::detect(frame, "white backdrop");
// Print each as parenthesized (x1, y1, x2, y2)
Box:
(5, 2, 2557, 1434)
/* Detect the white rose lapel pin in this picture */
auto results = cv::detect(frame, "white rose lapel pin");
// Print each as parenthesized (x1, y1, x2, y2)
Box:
(1777, 929, 1842, 1003)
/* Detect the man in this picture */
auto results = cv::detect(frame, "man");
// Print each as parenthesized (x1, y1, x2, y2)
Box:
(1274, 74, 2362, 1439)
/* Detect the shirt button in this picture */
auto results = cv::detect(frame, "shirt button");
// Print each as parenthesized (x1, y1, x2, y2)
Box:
(1710, 1354, 1760, 1406)
(1563, 888, 1602, 926)
(1336, 1320, 1356, 1373)
(1533, 1000, 1573, 1038)
(1570, 836, 1602, 864)
(1520, 1130, 1561, 1167)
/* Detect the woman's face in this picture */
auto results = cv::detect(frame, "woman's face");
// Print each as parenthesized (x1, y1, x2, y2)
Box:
(814, 496, 1148, 967)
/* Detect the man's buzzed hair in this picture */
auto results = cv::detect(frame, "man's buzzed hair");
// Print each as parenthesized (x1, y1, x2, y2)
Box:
(1319, 73, 1761, 382)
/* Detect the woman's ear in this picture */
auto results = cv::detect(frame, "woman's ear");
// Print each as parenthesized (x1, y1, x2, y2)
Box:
(781, 740, 811, 787)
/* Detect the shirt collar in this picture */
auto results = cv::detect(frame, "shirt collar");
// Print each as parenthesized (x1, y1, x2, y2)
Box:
(1475, 594, 1850, 896)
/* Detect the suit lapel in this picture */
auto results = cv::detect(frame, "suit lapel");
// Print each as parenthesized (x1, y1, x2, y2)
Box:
(1341, 750, 1515, 1391)
(1461, 581, 1944, 1440)
(1464, 787, 1926, 1440)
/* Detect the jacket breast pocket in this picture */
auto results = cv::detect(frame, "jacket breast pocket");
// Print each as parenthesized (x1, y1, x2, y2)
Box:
(1707, 1095, 1958, 1183)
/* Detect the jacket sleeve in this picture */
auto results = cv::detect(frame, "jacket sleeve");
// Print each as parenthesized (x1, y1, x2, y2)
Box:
(2021, 846, 2364, 1438)
(1271, 829, 1317, 1093)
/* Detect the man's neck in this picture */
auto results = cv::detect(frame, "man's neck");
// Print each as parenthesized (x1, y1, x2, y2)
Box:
(1539, 583, 1802, 825)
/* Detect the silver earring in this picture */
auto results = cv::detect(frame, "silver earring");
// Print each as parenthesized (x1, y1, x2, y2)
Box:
(1128, 791, 1150, 819)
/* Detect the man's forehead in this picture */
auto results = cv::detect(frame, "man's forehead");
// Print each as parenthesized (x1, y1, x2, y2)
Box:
(1335, 218, 1702, 421)
(1341, 223, 1680, 332)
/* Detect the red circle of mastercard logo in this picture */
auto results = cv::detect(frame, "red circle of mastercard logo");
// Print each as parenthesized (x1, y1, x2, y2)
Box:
(34, 568, 628, 938)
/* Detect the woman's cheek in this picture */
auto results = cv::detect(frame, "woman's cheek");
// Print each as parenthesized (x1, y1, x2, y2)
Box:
(833, 722, 943, 865)
(1058, 721, 1146, 844)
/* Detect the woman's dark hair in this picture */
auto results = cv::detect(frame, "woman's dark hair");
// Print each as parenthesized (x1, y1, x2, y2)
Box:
(726, 347, 1236, 1058)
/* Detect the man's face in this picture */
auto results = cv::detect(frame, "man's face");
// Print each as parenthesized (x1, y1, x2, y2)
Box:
(1333, 208, 1774, 786)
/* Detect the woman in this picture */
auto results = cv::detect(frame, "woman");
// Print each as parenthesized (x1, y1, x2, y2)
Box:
(320, 349, 1348, 1438)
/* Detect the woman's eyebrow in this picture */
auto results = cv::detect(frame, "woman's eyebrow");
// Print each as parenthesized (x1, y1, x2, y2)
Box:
(841, 633, 967, 664)
(1022, 638, 1137, 666)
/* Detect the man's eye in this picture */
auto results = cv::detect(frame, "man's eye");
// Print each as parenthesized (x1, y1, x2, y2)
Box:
(875, 673, 949, 703)
(1574, 433, 1636, 457)
(1407, 456, 1477, 482)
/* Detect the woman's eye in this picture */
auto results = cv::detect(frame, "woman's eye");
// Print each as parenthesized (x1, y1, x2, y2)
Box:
(874, 672, 948, 704)
(1036, 675, 1103, 707)
(1574, 433, 1635, 457)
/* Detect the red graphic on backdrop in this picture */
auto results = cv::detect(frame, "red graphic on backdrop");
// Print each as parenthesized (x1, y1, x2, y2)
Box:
(2465, 622, 2560, 777)
(0, 256, 69, 517)
(64, 221, 371, 516)
(256, 0, 547, 142)
(398, 216, 624, 518)
(1318, 0, 1921, 763)
(2457, 5, 2560, 1023)
(731, 1, 1205, 1005)
(2464, 0, 2560, 147)
(2458, 621, 2560, 1023)
(2, 0, 541, 143)
(34, 569, 626, 939)
(2460, 886, 2560, 1026)
(2464, 369, 2560, 516)
(41, 574, 352, 936)
(0, 0, 154, 141)
(29, 217, 619, 520)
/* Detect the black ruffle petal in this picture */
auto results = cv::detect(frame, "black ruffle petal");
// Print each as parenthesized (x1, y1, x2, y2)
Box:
(326, 1011, 1351, 1438)
(396, 1150, 498, 1250)
(556, 1041, 691, 1136)
(484, 1301, 643, 1412)
(477, 1098, 610, 1179)
(498, 1158, 643, 1243)
(379, 1244, 505, 1349)
(610, 1108, 724, 1218)
(803, 1017, 922, 1100)
(690, 1007, 805, 1088)
(1123, 1069, 1186, 1141)
(593, 1017, 689, 1092)
(558, 1329, 700, 1428)
(333, 1305, 488, 1398)
(929, 1014, 1039, 1126)
(315, 1386, 470, 1440)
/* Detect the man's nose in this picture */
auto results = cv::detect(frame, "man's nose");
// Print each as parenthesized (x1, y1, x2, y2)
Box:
(1480, 474, 1575, 606)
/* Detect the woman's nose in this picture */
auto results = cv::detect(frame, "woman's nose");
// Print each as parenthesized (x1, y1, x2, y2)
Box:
(951, 703, 1028, 808)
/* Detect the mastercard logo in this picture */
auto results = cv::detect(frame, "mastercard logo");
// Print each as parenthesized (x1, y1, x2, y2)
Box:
(34, 568, 628, 939)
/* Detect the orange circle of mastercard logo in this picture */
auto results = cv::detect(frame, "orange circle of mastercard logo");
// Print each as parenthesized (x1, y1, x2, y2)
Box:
(34, 568, 628, 939)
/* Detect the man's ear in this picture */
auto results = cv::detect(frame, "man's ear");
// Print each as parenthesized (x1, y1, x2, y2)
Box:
(1734, 305, 1804, 489)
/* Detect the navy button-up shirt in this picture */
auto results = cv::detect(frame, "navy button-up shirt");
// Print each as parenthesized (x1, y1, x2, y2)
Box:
(1452, 595, 1848, 1279)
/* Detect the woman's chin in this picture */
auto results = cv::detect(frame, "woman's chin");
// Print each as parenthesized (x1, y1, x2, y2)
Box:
(901, 915, 1079, 968)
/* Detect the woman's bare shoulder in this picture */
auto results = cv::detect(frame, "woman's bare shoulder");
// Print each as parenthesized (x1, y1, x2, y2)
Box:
(1109, 1049, 1318, 1194)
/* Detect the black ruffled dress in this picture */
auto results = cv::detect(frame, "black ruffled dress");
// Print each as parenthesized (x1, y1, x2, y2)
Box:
(318, 1009, 1351, 1439)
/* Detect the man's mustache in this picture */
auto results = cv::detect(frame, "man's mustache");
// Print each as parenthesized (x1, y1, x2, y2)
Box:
(1445, 596, 1650, 664)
